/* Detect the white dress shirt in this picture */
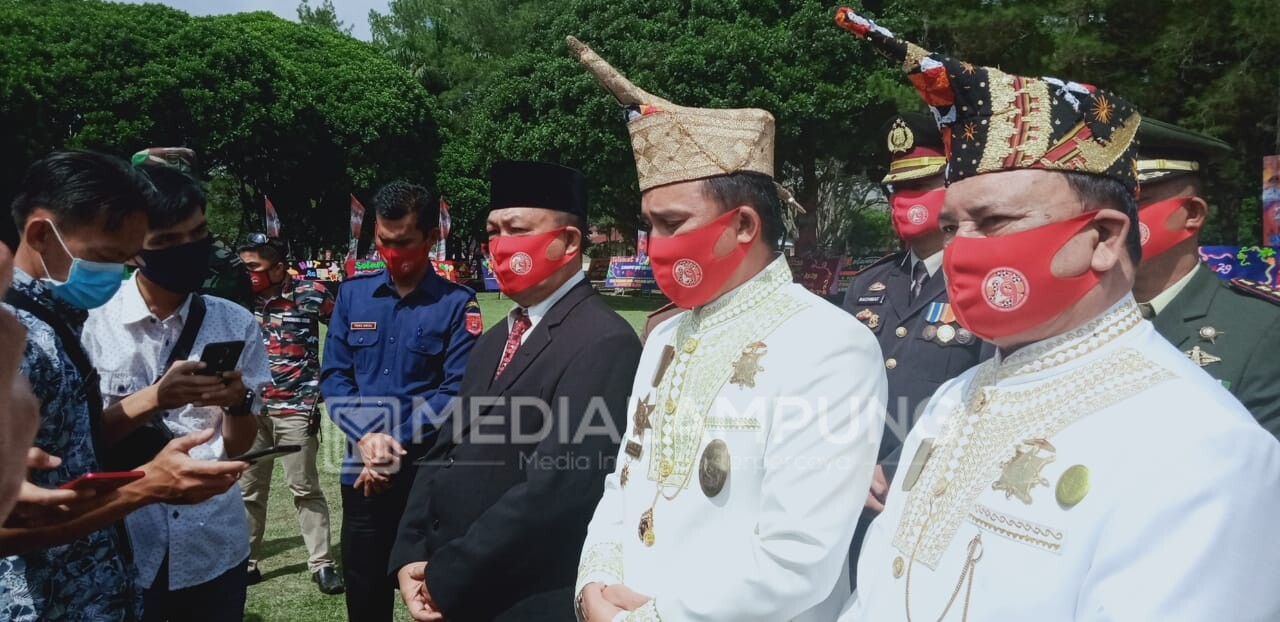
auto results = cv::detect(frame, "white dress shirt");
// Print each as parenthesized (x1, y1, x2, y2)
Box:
(842, 295, 1280, 621)
(83, 273, 271, 590)
(506, 270, 585, 345)
(908, 249, 944, 278)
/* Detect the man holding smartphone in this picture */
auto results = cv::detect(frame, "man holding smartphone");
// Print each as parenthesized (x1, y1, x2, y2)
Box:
(82, 151, 270, 622)
(238, 233, 344, 595)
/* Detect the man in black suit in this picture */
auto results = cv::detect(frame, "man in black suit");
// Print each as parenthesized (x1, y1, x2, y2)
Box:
(389, 161, 642, 622)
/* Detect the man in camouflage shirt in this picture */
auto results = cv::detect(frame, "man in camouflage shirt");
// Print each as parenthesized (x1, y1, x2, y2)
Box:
(237, 237, 345, 595)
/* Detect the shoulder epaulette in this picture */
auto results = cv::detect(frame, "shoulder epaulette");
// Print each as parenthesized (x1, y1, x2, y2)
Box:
(1228, 278, 1280, 306)
(855, 251, 906, 276)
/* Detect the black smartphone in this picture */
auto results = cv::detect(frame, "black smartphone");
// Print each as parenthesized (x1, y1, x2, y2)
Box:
(198, 340, 245, 376)
(226, 445, 302, 464)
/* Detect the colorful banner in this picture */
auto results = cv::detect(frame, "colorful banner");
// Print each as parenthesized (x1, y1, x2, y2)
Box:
(636, 230, 649, 262)
(264, 196, 281, 238)
(835, 255, 889, 295)
(349, 194, 366, 258)
(788, 256, 845, 296)
(1264, 156, 1280, 247)
(478, 256, 500, 291)
(604, 256, 658, 291)
(1200, 246, 1279, 287)
(347, 258, 459, 283)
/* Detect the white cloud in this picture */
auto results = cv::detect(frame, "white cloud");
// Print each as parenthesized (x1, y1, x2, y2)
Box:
(110, 0, 387, 40)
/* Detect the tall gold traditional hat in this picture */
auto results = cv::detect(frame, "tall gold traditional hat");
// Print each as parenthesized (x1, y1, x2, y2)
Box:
(567, 36, 775, 191)
(835, 8, 1142, 196)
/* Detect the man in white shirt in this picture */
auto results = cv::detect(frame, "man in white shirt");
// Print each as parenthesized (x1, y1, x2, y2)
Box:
(836, 9, 1280, 620)
(83, 158, 270, 622)
(568, 37, 887, 621)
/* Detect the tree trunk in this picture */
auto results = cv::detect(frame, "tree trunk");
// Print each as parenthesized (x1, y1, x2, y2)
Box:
(794, 156, 821, 255)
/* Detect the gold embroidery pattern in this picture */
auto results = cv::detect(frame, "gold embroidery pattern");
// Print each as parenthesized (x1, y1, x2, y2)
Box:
(576, 543, 624, 595)
(623, 601, 664, 622)
(649, 257, 806, 483)
(705, 416, 763, 430)
(893, 347, 1174, 568)
(999, 298, 1143, 379)
(968, 504, 1064, 554)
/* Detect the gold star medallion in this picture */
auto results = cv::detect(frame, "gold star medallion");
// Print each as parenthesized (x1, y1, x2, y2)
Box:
(992, 439, 1056, 505)
(730, 341, 768, 388)
(633, 395, 654, 432)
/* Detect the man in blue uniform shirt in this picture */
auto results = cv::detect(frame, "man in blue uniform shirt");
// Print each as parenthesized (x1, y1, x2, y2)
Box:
(320, 180, 480, 621)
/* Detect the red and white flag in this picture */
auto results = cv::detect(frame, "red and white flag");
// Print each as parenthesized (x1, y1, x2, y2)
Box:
(264, 196, 281, 238)
(434, 197, 452, 261)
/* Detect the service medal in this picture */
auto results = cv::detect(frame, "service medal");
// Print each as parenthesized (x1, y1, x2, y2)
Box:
(730, 342, 767, 388)
(936, 324, 956, 344)
(992, 439, 1056, 505)
(639, 509, 655, 546)
(699, 439, 730, 497)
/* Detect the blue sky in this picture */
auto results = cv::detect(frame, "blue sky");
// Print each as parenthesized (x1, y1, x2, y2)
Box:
(112, 0, 386, 40)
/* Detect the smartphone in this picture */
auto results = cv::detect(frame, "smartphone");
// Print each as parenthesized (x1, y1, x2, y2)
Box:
(198, 340, 246, 376)
(58, 471, 145, 492)
(226, 445, 303, 464)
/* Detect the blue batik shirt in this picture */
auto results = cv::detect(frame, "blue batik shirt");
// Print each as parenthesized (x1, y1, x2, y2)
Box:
(0, 269, 138, 621)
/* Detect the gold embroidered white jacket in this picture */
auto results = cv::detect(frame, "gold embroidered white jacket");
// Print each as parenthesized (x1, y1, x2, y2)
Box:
(576, 256, 888, 621)
(842, 296, 1280, 621)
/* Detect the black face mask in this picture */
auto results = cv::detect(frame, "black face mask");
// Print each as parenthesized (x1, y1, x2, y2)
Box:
(139, 236, 213, 294)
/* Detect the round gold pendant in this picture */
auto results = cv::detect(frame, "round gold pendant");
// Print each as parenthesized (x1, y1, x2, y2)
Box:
(699, 439, 731, 497)
(1055, 464, 1090, 508)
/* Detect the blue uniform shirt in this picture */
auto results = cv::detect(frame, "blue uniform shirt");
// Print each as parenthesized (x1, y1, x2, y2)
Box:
(320, 267, 480, 484)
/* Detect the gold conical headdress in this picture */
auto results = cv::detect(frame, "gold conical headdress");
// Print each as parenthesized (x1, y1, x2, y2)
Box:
(567, 36, 775, 191)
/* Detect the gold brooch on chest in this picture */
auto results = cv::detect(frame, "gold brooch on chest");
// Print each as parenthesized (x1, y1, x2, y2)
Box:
(730, 341, 768, 388)
(993, 439, 1056, 505)
(1186, 345, 1221, 367)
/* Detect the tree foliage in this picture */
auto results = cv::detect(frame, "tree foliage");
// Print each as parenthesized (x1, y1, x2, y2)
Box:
(297, 0, 351, 35)
(0, 0, 436, 254)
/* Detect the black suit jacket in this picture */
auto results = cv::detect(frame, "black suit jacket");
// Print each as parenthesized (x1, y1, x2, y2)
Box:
(842, 252, 992, 476)
(389, 280, 642, 622)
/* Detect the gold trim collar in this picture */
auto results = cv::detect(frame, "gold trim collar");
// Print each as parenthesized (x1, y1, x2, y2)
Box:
(690, 254, 793, 330)
(996, 296, 1144, 379)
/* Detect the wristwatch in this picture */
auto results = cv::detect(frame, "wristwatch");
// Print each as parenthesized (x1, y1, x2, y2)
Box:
(227, 389, 255, 417)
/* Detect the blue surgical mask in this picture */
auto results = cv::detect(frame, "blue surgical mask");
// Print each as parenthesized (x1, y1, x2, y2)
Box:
(38, 219, 126, 310)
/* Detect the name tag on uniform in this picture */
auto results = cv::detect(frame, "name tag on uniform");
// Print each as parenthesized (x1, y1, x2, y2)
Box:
(857, 295, 885, 305)
(350, 322, 377, 331)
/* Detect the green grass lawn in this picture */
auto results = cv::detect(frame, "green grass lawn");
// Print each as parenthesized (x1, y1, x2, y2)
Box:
(243, 290, 666, 621)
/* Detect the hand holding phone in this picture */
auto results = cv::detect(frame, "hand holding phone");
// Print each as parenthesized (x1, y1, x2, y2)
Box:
(198, 341, 246, 376)
(226, 445, 302, 465)
(58, 471, 145, 492)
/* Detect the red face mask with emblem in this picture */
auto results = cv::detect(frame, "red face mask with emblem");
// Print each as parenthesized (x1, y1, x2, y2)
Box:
(488, 228, 579, 295)
(1138, 197, 1198, 261)
(377, 242, 432, 280)
(943, 211, 1103, 341)
(648, 208, 756, 309)
(890, 188, 945, 242)
(248, 270, 273, 294)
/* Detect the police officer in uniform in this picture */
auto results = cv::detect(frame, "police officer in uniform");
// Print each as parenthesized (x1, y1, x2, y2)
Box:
(319, 181, 480, 621)
(842, 113, 990, 476)
(1132, 118, 1280, 435)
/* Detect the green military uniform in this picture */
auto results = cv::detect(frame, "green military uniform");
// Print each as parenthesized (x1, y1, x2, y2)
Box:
(1137, 119, 1280, 436)
(202, 237, 254, 310)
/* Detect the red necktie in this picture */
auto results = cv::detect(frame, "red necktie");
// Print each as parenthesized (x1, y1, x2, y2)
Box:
(494, 309, 532, 380)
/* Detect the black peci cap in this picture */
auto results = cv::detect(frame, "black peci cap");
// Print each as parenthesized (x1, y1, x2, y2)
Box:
(488, 161, 588, 226)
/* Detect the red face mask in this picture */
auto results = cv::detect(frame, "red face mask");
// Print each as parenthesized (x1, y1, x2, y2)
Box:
(1138, 198, 1198, 261)
(378, 242, 432, 280)
(488, 228, 579, 295)
(943, 211, 1102, 341)
(890, 188, 945, 242)
(248, 270, 274, 294)
(648, 208, 756, 309)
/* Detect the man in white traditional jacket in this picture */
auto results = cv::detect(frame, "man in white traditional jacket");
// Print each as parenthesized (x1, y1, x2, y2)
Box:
(566, 36, 888, 622)
(835, 8, 1280, 621)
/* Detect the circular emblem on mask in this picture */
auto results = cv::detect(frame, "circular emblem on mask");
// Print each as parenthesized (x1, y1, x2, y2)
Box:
(509, 252, 533, 275)
(982, 268, 1030, 312)
(1139, 222, 1151, 247)
(673, 259, 703, 288)
(907, 204, 930, 225)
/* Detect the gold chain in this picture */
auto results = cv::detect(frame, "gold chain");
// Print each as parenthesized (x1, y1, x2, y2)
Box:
(905, 498, 984, 622)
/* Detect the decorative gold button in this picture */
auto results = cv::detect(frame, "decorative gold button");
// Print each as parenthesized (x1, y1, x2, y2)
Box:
(895, 327, 908, 338)
(892, 556, 904, 578)
(1055, 465, 1090, 508)
(885, 358, 898, 370)
(682, 337, 699, 353)
(659, 459, 674, 479)
(664, 399, 676, 414)
(932, 477, 949, 496)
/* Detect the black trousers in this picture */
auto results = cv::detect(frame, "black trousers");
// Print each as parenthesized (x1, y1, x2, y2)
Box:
(341, 463, 418, 622)
(141, 555, 248, 622)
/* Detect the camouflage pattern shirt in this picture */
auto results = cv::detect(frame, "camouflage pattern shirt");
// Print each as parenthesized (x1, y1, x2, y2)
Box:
(255, 278, 335, 416)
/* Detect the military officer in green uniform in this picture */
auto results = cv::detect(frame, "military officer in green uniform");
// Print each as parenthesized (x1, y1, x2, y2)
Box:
(1132, 118, 1280, 436)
